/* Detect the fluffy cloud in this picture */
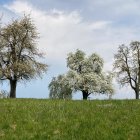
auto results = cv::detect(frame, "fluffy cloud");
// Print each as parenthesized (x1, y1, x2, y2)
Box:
(4, 1, 113, 64)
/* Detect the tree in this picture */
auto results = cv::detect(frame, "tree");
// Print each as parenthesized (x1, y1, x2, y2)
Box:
(0, 15, 47, 98)
(49, 74, 72, 99)
(66, 49, 113, 100)
(113, 41, 140, 99)
(48, 50, 113, 100)
(0, 90, 9, 98)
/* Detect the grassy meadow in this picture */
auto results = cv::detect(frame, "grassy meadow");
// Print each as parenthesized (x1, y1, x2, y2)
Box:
(0, 99, 140, 140)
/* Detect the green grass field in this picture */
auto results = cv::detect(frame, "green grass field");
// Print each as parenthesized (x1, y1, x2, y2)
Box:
(0, 99, 140, 140)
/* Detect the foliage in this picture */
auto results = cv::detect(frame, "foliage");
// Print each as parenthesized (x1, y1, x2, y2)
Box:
(0, 15, 48, 98)
(113, 41, 140, 99)
(49, 74, 72, 99)
(67, 49, 114, 99)
(0, 99, 140, 140)
(0, 90, 9, 98)
(49, 49, 113, 100)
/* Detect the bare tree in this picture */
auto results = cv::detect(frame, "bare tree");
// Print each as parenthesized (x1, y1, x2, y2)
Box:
(0, 15, 47, 98)
(113, 41, 140, 99)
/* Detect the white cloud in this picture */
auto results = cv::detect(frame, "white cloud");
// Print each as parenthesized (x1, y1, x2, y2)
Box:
(88, 21, 111, 30)
(4, 0, 113, 63)
(4, 1, 32, 13)
(4, 0, 140, 72)
(3, 0, 140, 65)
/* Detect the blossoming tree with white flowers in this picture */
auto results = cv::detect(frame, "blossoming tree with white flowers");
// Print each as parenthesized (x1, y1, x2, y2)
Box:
(49, 49, 113, 100)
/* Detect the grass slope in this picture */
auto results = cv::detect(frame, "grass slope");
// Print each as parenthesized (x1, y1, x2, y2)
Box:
(0, 99, 140, 140)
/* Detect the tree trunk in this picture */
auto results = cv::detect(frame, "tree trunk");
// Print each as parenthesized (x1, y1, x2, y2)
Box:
(10, 80, 17, 98)
(134, 85, 139, 99)
(135, 91, 139, 99)
(82, 90, 89, 100)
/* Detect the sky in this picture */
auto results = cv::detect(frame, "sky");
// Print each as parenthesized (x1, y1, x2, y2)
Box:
(0, 0, 140, 99)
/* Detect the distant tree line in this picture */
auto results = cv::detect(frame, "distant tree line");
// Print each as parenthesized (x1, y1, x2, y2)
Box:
(0, 15, 140, 100)
(49, 41, 140, 100)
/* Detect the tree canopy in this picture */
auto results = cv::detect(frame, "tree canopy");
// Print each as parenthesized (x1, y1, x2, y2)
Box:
(113, 41, 140, 99)
(49, 74, 72, 99)
(0, 15, 48, 98)
(67, 49, 114, 99)
(49, 49, 114, 100)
